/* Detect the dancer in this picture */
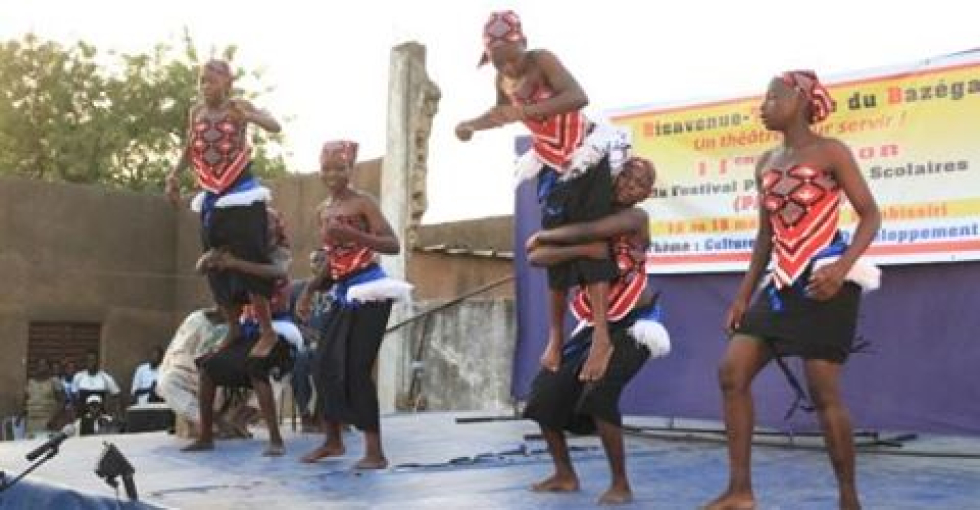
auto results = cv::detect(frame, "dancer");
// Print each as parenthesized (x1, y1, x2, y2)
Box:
(182, 208, 303, 456)
(705, 71, 881, 510)
(524, 157, 670, 505)
(166, 59, 283, 362)
(456, 10, 625, 382)
(297, 140, 412, 469)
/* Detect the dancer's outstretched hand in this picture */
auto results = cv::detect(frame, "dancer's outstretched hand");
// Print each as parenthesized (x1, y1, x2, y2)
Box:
(455, 122, 474, 142)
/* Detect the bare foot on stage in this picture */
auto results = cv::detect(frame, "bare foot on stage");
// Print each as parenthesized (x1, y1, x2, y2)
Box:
(354, 455, 389, 470)
(530, 473, 580, 493)
(598, 485, 633, 505)
(181, 440, 214, 452)
(300, 443, 346, 463)
(701, 492, 757, 510)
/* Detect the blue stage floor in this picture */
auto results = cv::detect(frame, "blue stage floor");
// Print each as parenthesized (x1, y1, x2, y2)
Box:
(1, 412, 978, 509)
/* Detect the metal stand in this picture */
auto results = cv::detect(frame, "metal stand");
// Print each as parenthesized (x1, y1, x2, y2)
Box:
(0, 447, 59, 493)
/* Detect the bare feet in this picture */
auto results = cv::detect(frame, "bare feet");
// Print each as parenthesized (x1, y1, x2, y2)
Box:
(530, 473, 580, 493)
(300, 443, 346, 463)
(702, 492, 756, 510)
(579, 341, 613, 382)
(249, 331, 278, 358)
(354, 455, 389, 470)
(262, 443, 285, 457)
(540, 337, 562, 373)
(181, 440, 214, 452)
(598, 485, 633, 505)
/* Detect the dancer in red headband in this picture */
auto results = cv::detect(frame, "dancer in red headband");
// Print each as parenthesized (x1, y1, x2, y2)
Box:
(183, 207, 301, 457)
(524, 157, 670, 505)
(166, 59, 284, 365)
(457, 10, 626, 401)
(705, 71, 881, 510)
(296, 140, 412, 469)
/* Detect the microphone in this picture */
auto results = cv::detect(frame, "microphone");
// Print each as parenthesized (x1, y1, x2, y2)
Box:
(25, 424, 75, 461)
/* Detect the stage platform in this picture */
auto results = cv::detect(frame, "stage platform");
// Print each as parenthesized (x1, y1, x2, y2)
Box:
(2, 412, 978, 509)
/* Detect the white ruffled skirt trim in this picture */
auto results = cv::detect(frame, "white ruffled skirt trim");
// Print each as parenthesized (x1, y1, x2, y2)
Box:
(569, 317, 672, 359)
(346, 277, 414, 304)
(628, 319, 671, 358)
(512, 122, 632, 187)
(190, 186, 272, 213)
(271, 320, 304, 351)
(760, 257, 881, 293)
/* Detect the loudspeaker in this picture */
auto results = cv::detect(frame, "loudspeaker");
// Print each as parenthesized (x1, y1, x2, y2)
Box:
(126, 403, 175, 433)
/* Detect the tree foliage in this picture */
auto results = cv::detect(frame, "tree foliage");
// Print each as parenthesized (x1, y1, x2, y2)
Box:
(0, 32, 288, 192)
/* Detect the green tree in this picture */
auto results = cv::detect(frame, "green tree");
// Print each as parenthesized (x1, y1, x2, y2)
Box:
(0, 32, 288, 192)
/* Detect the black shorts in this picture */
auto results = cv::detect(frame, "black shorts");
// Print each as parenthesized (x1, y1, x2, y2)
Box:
(523, 315, 650, 434)
(735, 280, 862, 363)
(197, 334, 294, 388)
(538, 156, 618, 290)
(201, 201, 273, 305)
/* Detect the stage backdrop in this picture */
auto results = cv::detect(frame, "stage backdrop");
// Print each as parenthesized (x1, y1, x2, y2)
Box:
(612, 50, 980, 273)
(511, 50, 980, 435)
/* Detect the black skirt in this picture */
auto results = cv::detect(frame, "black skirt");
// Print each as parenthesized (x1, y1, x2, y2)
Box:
(200, 182, 274, 305)
(523, 313, 650, 434)
(736, 281, 862, 363)
(197, 334, 294, 388)
(538, 156, 618, 290)
(313, 300, 393, 432)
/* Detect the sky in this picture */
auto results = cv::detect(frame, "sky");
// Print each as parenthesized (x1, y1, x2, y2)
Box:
(2, 0, 977, 223)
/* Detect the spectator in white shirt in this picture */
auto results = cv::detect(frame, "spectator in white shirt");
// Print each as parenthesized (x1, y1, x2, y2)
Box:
(72, 350, 121, 418)
(131, 346, 165, 406)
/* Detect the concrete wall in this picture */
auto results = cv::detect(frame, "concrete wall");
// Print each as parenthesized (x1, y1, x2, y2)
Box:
(396, 299, 516, 413)
(0, 176, 176, 416)
(410, 215, 515, 300)
(416, 216, 513, 253)
(0, 160, 519, 419)
(409, 252, 513, 300)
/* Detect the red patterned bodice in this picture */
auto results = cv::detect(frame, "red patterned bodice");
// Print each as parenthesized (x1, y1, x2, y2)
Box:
(507, 80, 586, 171)
(190, 109, 252, 193)
(571, 234, 648, 324)
(321, 214, 375, 281)
(761, 165, 841, 287)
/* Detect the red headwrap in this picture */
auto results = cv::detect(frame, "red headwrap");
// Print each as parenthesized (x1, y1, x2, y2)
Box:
(780, 70, 835, 123)
(320, 140, 359, 165)
(477, 10, 525, 67)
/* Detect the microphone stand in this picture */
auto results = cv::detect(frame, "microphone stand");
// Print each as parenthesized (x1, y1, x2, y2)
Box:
(0, 446, 60, 493)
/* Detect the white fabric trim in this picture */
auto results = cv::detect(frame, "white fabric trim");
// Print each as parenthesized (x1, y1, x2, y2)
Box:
(564, 122, 631, 180)
(347, 277, 414, 304)
(569, 317, 671, 359)
(271, 320, 304, 351)
(759, 256, 881, 293)
(628, 319, 671, 358)
(189, 186, 272, 213)
(513, 151, 545, 187)
(813, 256, 881, 292)
(512, 122, 632, 187)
